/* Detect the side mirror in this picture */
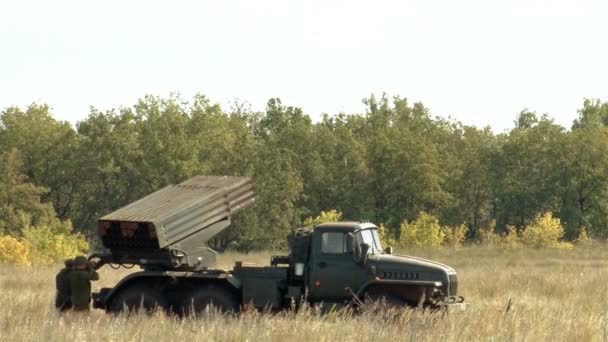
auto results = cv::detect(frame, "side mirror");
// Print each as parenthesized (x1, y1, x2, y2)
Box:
(360, 243, 370, 265)
(384, 246, 393, 255)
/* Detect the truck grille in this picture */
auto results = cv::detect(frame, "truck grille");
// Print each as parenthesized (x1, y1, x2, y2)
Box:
(381, 271, 419, 280)
(448, 273, 458, 296)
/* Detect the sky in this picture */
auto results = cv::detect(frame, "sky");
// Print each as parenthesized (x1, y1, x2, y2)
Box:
(1, 0, 607, 132)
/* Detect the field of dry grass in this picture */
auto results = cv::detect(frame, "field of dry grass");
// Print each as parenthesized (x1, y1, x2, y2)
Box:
(2, 246, 608, 341)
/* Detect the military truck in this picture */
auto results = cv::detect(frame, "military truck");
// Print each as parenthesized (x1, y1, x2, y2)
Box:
(90, 175, 466, 314)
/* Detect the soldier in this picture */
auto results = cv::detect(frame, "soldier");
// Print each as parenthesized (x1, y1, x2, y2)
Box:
(68, 255, 99, 311)
(55, 259, 73, 311)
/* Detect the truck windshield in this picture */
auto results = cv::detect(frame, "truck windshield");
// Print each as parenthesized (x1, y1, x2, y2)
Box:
(358, 228, 383, 253)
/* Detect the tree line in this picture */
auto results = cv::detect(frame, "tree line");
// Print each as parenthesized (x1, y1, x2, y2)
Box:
(1, 94, 608, 250)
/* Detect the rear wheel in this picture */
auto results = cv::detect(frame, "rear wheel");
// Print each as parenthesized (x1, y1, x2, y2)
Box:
(108, 285, 167, 314)
(181, 285, 239, 316)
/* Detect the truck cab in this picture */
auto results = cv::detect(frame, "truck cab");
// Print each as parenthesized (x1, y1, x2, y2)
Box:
(300, 222, 461, 307)
(308, 223, 366, 300)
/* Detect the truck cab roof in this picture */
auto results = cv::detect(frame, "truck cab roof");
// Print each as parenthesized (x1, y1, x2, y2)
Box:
(314, 222, 378, 232)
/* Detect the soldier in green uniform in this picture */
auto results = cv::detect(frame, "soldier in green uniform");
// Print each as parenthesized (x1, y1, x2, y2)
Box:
(55, 259, 73, 311)
(68, 255, 100, 311)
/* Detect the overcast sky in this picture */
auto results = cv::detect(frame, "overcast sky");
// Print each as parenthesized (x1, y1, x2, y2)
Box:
(1, 0, 606, 132)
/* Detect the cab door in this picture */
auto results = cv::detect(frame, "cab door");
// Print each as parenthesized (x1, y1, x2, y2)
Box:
(308, 229, 365, 301)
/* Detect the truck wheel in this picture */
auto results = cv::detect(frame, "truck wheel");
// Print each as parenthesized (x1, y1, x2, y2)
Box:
(181, 286, 239, 316)
(364, 293, 408, 310)
(108, 285, 167, 314)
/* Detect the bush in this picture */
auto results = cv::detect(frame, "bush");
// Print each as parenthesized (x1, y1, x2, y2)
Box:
(378, 223, 397, 247)
(22, 219, 89, 265)
(0, 235, 30, 266)
(501, 226, 521, 250)
(397, 212, 445, 248)
(478, 221, 521, 249)
(303, 209, 343, 227)
(442, 224, 468, 248)
(0, 215, 89, 266)
(574, 227, 592, 246)
(478, 220, 501, 246)
(521, 212, 572, 249)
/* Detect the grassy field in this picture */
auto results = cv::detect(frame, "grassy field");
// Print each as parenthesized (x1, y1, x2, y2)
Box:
(1, 246, 608, 341)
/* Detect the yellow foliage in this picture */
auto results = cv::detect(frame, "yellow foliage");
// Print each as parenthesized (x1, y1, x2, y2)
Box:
(500, 226, 521, 250)
(22, 220, 89, 265)
(521, 212, 572, 249)
(575, 227, 592, 246)
(478, 220, 501, 246)
(378, 224, 397, 247)
(0, 235, 31, 266)
(554, 241, 574, 250)
(442, 224, 468, 248)
(397, 212, 445, 248)
(303, 209, 343, 227)
(478, 221, 521, 249)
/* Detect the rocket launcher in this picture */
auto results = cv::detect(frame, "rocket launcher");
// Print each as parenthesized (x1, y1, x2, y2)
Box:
(95, 176, 255, 269)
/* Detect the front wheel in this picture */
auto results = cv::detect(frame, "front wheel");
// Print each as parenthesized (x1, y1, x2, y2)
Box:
(364, 293, 408, 309)
(361, 293, 411, 316)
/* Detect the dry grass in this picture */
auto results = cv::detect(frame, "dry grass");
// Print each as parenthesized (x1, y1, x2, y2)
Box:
(2, 246, 608, 341)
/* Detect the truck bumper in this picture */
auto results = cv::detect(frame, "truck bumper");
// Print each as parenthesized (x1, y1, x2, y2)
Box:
(443, 301, 469, 311)
(432, 295, 468, 311)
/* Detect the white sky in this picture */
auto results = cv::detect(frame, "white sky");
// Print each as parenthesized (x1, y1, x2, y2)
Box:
(1, 0, 607, 132)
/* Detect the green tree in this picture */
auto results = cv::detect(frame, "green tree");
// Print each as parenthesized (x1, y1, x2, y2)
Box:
(491, 112, 565, 230)
(558, 127, 608, 238)
(212, 99, 308, 251)
(0, 104, 80, 220)
(363, 95, 450, 229)
(444, 126, 496, 236)
(134, 95, 199, 188)
(75, 107, 146, 232)
(572, 99, 608, 129)
(0, 149, 54, 235)
(259, 99, 323, 218)
(311, 114, 369, 221)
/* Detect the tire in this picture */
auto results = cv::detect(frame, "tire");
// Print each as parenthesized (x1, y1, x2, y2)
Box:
(364, 293, 408, 310)
(181, 285, 239, 316)
(108, 285, 167, 314)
